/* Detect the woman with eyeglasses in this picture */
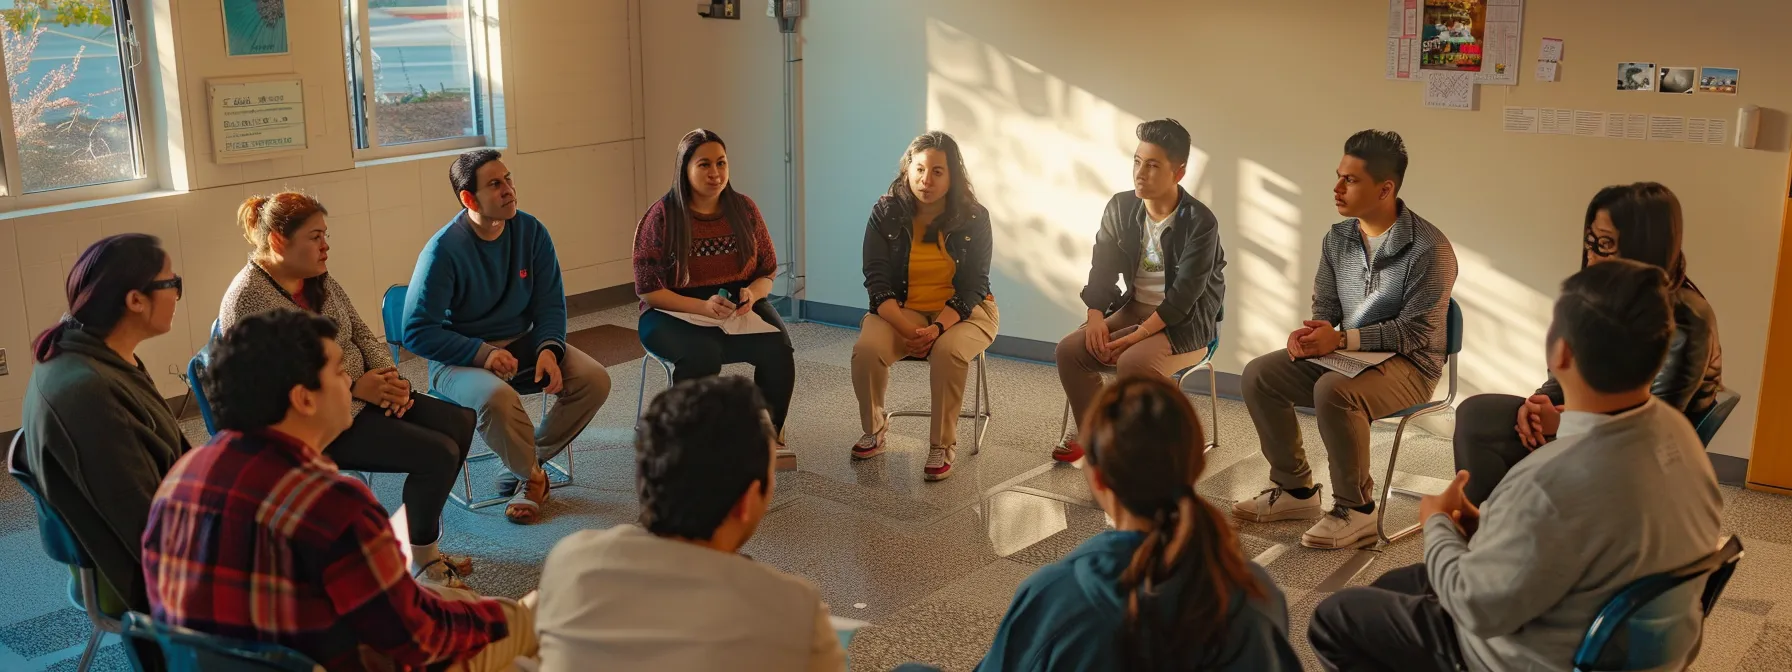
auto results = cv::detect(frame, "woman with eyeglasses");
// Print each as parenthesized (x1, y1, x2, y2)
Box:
(218, 192, 478, 587)
(976, 376, 1300, 671)
(18, 233, 190, 618)
(1453, 182, 1723, 505)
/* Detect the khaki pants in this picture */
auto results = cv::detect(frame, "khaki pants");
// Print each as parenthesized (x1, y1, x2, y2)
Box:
(1054, 301, 1210, 432)
(430, 342, 612, 480)
(852, 300, 999, 447)
(427, 586, 540, 672)
(1241, 350, 1435, 508)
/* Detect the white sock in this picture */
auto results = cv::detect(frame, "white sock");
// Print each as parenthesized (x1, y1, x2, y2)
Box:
(411, 541, 441, 575)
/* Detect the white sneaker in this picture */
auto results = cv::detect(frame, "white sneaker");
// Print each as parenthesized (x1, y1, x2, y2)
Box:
(1301, 504, 1378, 550)
(1232, 485, 1325, 523)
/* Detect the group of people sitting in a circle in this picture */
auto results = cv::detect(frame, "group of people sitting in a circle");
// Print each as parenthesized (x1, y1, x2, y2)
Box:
(14, 121, 1726, 670)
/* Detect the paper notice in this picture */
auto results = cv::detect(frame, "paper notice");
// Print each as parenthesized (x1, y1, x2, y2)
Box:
(1386, 0, 1422, 81)
(1649, 115, 1687, 142)
(1503, 107, 1539, 133)
(1539, 108, 1571, 134)
(1625, 114, 1648, 141)
(1687, 118, 1710, 144)
(1707, 118, 1728, 145)
(1424, 71, 1474, 110)
(1535, 61, 1558, 82)
(1476, 0, 1526, 86)
(1539, 37, 1564, 62)
(1605, 113, 1628, 139)
(1574, 110, 1605, 137)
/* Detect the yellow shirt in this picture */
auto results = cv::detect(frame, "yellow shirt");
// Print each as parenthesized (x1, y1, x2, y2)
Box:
(905, 224, 957, 313)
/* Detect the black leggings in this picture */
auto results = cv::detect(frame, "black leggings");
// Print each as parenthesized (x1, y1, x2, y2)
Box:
(1452, 394, 1533, 507)
(327, 392, 475, 546)
(638, 300, 796, 431)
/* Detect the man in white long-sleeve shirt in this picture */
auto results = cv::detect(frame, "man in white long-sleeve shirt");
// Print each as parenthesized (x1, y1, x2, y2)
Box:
(1309, 259, 1723, 671)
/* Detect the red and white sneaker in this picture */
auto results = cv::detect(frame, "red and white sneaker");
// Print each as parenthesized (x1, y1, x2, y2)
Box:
(1053, 439, 1085, 463)
(924, 445, 956, 481)
(851, 431, 885, 460)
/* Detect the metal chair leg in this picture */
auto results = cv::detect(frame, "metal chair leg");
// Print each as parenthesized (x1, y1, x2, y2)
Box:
(971, 353, 989, 455)
(1376, 416, 1425, 546)
(1206, 365, 1220, 451)
(76, 627, 101, 672)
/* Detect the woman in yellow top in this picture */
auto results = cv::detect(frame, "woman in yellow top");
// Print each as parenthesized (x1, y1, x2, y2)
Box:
(853, 131, 1000, 480)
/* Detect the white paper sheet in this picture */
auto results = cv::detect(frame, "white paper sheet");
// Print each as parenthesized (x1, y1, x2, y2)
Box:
(655, 308, 782, 335)
(1476, 0, 1526, 85)
(1539, 108, 1572, 134)
(1311, 351, 1398, 379)
(1625, 114, 1649, 141)
(1385, 0, 1422, 80)
(1534, 60, 1558, 82)
(1605, 112, 1628, 140)
(1538, 37, 1564, 62)
(1574, 110, 1605, 137)
(1707, 118, 1729, 145)
(1503, 107, 1538, 133)
(1424, 71, 1474, 110)
(1686, 118, 1710, 145)
(1648, 115, 1687, 142)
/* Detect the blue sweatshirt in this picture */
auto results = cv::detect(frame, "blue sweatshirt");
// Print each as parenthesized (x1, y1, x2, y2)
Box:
(402, 210, 568, 371)
(977, 530, 1301, 672)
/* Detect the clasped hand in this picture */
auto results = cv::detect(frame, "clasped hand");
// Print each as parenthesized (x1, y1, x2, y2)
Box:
(1287, 321, 1343, 360)
(1417, 470, 1481, 539)
(352, 366, 413, 417)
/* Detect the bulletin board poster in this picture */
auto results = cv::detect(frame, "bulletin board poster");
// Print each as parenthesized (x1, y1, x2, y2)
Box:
(223, 0, 289, 57)
(1390, 0, 1522, 85)
(208, 77, 307, 164)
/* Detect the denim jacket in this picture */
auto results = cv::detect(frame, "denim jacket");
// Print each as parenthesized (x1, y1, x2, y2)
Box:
(861, 195, 993, 320)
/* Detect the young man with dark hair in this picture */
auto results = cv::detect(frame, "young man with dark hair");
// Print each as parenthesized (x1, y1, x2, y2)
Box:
(1233, 130, 1458, 550)
(404, 149, 614, 524)
(1309, 260, 1723, 671)
(143, 309, 537, 671)
(1053, 118, 1227, 461)
(534, 376, 844, 671)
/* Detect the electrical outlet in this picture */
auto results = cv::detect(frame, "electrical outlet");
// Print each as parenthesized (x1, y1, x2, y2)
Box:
(0, 347, 7, 376)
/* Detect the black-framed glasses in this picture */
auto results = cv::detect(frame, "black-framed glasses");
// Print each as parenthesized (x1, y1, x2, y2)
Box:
(1584, 230, 1618, 258)
(144, 275, 183, 300)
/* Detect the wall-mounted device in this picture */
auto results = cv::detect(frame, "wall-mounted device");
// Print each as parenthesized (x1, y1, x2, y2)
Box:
(771, 0, 801, 32)
(1737, 104, 1761, 149)
(697, 1, 740, 20)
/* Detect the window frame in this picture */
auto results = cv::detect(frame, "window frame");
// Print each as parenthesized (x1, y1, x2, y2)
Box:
(0, 0, 157, 208)
(342, 0, 495, 162)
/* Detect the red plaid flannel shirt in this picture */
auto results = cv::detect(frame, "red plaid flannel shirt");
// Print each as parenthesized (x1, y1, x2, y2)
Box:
(143, 428, 508, 670)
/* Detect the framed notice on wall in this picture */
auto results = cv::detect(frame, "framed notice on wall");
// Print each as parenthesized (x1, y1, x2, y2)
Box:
(208, 76, 307, 164)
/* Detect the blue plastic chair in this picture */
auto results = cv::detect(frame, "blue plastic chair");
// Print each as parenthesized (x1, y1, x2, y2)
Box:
(1057, 305, 1225, 453)
(1573, 536, 1744, 671)
(8, 432, 123, 672)
(181, 320, 223, 435)
(120, 612, 321, 672)
(1694, 388, 1742, 448)
(1375, 298, 1463, 546)
(380, 284, 576, 509)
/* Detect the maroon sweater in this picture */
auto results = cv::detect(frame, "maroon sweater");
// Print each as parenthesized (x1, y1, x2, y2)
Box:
(632, 195, 778, 310)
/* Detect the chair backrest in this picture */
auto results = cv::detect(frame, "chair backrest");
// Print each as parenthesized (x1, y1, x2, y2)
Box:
(1445, 298, 1463, 356)
(7, 432, 92, 569)
(1573, 536, 1745, 671)
(381, 285, 408, 364)
(1695, 388, 1742, 447)
(187, 319, 223, 435)
(122, 612, 322, 672)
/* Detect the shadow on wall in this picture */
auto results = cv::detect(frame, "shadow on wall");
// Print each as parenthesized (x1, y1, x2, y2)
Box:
(920, 17, 1554, 405)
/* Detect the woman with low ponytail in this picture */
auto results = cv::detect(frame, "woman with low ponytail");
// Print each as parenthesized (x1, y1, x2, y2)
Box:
(976, 376, 1300, 671)
(20, 233, 189, 619)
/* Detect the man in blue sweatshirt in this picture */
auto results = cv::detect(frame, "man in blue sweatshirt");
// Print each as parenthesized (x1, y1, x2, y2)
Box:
(403, 149, 612, 525)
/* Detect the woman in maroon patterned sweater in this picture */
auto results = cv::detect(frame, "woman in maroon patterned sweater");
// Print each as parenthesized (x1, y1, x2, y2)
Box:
(633, 129, 795, 444)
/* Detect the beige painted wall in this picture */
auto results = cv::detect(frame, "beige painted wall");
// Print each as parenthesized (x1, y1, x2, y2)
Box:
(0, 0, 647, 431)
(800, 0, 1791, 459)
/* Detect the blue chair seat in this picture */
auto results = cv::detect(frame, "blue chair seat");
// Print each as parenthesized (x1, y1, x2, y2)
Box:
(122, 612, 321, 672)
(1694, 388, 1742, 447)
(1573, 536, 1744, 671)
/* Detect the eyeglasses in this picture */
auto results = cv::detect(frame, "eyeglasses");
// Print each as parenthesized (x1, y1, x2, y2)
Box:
(1584, 230, 1618, 258)
(143, 275, 183, 300)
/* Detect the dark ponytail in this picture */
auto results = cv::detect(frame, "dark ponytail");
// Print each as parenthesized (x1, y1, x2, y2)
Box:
(1082, 376, 1266, 671)
(32, 234, 169, 362)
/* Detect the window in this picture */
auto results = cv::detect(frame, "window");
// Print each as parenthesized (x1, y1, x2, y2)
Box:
(0, 0, 148, 196)
(342, 0, 489, 157)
